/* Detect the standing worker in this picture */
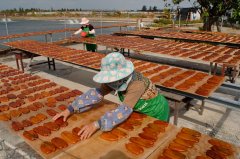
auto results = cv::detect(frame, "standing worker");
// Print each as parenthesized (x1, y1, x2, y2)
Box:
(73, 17, 97, 52)
(53, 52, 169, 140)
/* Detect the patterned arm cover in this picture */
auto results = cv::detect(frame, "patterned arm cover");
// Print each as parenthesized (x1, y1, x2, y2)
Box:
(68, 88, 103, 113)
(96, 104, 133, 131)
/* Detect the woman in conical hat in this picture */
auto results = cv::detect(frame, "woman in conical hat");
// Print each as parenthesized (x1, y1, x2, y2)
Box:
(72, 17, 97, 52)
(53, 52, 169, 140)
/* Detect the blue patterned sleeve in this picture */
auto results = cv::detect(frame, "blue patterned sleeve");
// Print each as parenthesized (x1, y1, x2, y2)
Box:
(68, 88, 103, 113)
(97, 104, 133, 131)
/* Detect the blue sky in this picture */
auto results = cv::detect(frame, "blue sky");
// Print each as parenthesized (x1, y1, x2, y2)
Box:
(0, 0, 195, 10)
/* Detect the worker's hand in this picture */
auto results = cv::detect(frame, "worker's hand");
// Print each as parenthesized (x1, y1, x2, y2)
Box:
(78, 122, 99, 140)
(52, 109, 71, 121)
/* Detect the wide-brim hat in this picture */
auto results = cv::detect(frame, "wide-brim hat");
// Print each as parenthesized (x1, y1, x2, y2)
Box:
(93, 52, 134, 83)
(80, 17, 89, 25)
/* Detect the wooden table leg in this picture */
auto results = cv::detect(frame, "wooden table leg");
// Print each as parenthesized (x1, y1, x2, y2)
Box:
(231, 65, 239, 83)
(235, 65, 240, 82)
(47, 57, 51, 70)
(15, 53, 24, 72)
(213, 63, 218, 75)
(20, 54, 24, 72)
(209, 62, 213, 75)
(221, 64, 226, 76)
(15, 54, 20, 70)
(122, 48, 125, 54)
(52, 59, 56, 70)
(200, 100, 205, 115)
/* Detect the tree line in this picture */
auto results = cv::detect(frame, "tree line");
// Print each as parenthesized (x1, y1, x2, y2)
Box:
(141, 5, 158, 12)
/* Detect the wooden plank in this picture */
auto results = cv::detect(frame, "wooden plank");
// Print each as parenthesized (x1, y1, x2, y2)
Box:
(147, 127, 240, 159)
(0, 64, 177, 159)
(54, 118, 177, 159)
(114, 30, 240, 47)
(4, 40, 225, 98)
(72, 35, 240, 67)
(0, 64, 239, 159)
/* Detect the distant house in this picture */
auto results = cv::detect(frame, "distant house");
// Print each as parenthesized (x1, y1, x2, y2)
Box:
(178, 8, 201, 21)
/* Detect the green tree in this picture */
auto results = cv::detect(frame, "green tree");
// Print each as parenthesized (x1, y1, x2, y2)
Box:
(163, 8, 171, 19)
(198, 0, 235, 31)
(142, 5, 147, 11)
(153, 6, 158, 12)
(165, 0, 238, 31)
(232, 0, 240, 21)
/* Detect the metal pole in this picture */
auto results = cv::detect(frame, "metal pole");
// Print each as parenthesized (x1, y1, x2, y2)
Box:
(50, 33, 53, 43)
(64, 12, 67, 38)
(221, 16, 223, 31)
(4, 14, 10, 42)
(178, 7, 181, 28)
(100, 11, 103, 34)
(127, 11, 130, 31)
(179, 14, 181, 27)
